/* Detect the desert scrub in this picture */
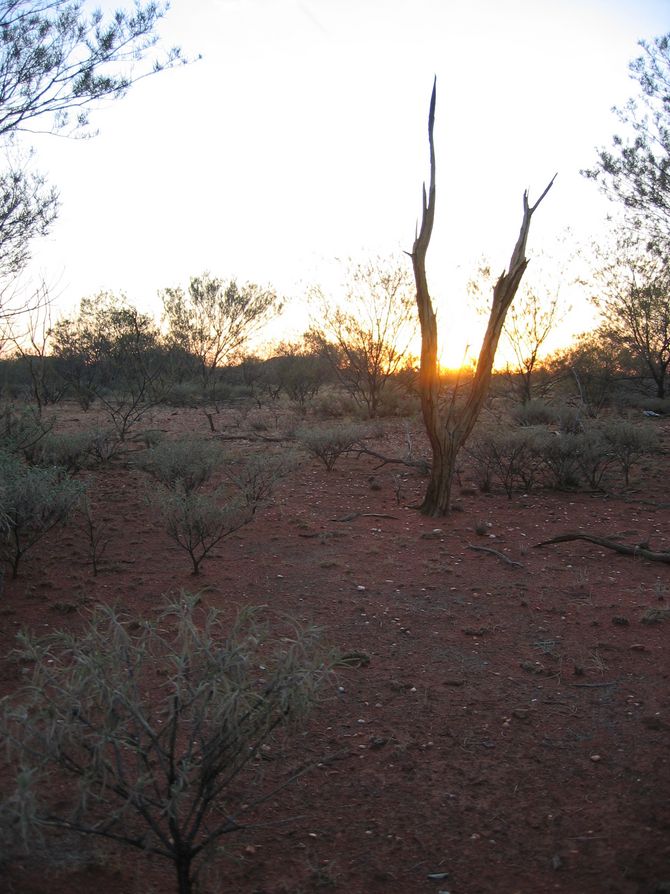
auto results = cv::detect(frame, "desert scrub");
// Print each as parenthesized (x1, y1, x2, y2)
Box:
(0, 452, 84, 578)
(24, 430, 98, 474)
(297, 423, 364, 471)
(532, 429, 583, 490)
(1, 593, 331, 894)
(600, 420, 658, 486)
(225, 450, 297, 511)
(156, 488, 251, 574)
(466, 426, 540, 496)
(136, 436, 221, 493)
(0, 405, 50, 456)
(574, 427, 615, 489)
(512, 399, 555, 427)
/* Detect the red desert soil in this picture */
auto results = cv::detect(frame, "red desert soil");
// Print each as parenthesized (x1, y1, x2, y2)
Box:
(1, 404, 670, 894)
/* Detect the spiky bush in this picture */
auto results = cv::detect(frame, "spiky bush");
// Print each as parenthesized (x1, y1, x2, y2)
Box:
(1, 594, 331, 894)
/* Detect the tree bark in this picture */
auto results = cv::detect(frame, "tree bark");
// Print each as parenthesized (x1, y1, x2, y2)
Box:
(411, 79, 555, 516)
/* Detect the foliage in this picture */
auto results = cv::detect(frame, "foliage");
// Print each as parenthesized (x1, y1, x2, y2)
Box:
(0, 451, 83, 577)
(512, 399, 555, 427)
(224, 451, 296, 511)
(161, 275, 280, 392)
(297, 423, 364, 471)
(583, 33, 670, 242)
(308, 259, 416, 419)
(262, 345, 331, 413)
(0, 403, 48, 455)
(136, 437, 221, 493)
(466, 426, 540, 497)
(600, 419, 658, 486)
(52, 293, 167, 435)
(549, 333, 624, 415)
(156, 489, 251, 575)
(469, 262, 565, 404)
(1, 594, 330, 894)
(0, 0, 183, 325)
(590, 235, 670, 399)
(24, 429, 97, 474)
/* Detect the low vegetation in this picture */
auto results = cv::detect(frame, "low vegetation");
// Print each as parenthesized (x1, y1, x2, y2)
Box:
(1, 594, 331, 894)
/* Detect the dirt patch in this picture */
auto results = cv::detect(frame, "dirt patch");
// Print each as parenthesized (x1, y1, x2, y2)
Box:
(2, 404, 670, 894)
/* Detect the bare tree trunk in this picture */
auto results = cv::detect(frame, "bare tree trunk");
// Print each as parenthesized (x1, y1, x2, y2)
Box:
(411, 79, 555, 516)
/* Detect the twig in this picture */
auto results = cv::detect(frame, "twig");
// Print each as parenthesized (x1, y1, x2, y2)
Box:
(331, 512, 399, 522)
(571, 681, 619, 688)
(466, 543, 524, 568)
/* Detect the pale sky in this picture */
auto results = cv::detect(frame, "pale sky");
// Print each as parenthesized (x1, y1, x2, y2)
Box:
(17, 0, 670, 364)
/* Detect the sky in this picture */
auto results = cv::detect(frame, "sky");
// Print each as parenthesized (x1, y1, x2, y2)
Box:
(17, 0, 670, 366)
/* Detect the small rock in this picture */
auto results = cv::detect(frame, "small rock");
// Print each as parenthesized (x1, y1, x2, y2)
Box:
(512, 708, 529, 720)
(420, 529, 443, 540)
(590, 754, 601, 762)
(612, 616, 629, 626)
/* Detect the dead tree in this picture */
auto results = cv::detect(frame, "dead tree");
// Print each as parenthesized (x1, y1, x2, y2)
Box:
(410, 79, 555, 516)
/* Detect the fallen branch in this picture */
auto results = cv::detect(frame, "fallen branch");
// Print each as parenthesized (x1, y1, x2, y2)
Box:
(331, 512, 399, 523)
(466, 543, 524, 568)
(353, 443, 430, 475)
(535, 532, 670, 564)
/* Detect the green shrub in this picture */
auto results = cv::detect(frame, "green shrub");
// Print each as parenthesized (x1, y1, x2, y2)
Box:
(24, 430, 97, 474)
(2, 594, 330, 894)
(88, 429, 123, 466)
(225, 451, 297, 511)
(513, 399, 555, 427)
(136, 437, 221, 493)
(532, 430, 583, 490)
(164, 381, 203, 407)
(0, 406, 49, 456)
(0, 453, 84, 578)
(575, 427, 615, 489)
(157, 489, 250, 574)
(600, 420, 658, 486)
(297, 423, 364, 471)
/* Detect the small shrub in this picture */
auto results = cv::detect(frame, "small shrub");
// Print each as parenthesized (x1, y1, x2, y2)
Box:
(513, 399, 555, 427)
(575, 427, 615, 489)
(164, 381, 203, 407)
(1, 594, 330, 894)
(25, 430, 97, 474)
(600, 420, 658, 486)
(88, 429, 122, 466)
(156, 489, 251, 574)
(467, 426, 540, 497)
(533, 430, 582, 490)
(0, 453, 84, 578)
(555, 405, 584, 434)
(0, 406, 50, 456)
(225, 451, 297, 511)
(297, 424, 363, 471)
(136, 437, 221, 493)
